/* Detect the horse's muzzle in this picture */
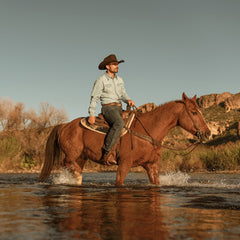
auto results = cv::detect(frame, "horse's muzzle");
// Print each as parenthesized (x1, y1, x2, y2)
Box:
(196, 129, 211, 142)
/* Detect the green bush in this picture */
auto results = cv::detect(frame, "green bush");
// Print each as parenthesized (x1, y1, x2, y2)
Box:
(20, 154, 36, 170)
(161, 149, 176, 161)
(200, 143, 240, 171)
(0, 136, 21, 158)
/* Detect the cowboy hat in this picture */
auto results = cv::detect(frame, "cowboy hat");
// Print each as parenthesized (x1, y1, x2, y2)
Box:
(98, 54, 124, 70)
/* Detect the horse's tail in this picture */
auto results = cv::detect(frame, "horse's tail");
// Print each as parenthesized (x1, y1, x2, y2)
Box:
(38, 125, 62, 182)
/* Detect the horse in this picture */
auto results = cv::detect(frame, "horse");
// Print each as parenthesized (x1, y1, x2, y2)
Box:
(38, 93, 211, 185)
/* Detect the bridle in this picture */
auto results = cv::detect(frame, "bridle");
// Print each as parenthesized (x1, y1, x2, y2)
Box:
(181, 101, 204, 141)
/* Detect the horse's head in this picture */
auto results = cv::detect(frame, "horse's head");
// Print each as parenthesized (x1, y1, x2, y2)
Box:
(178, 92, 211, 141)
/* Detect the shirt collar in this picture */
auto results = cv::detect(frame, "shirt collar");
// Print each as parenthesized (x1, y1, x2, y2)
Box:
(104, 72, 117, 80)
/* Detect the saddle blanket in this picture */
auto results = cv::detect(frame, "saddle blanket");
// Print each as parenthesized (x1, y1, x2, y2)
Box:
(80, 111, 135, 137)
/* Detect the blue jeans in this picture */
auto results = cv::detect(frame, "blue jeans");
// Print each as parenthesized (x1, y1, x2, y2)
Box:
(101, 105, 125, 152)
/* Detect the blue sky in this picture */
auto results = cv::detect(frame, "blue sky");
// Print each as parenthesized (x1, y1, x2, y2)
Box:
(0, 0, 239, 121)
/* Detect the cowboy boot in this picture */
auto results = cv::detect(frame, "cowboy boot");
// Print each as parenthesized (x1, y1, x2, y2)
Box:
(101, 149, 117, 166)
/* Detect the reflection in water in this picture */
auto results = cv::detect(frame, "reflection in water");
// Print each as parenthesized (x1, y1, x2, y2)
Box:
(1, 173, 240, 240)
(160, 196, 240, 239)
(42, 187, 169, 239)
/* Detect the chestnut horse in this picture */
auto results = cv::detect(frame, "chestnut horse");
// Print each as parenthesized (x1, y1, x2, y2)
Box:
(38, 93, 210, 185)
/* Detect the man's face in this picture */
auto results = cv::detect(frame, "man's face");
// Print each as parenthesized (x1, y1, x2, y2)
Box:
(106, 62, 119, 73)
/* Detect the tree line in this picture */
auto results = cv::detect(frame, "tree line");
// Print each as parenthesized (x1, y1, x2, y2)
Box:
(0, 97, 68, 131)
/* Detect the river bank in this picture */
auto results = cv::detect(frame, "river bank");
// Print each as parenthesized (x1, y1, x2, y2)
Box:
(1, 140, 240, 174)
(1, 101, 240, 174)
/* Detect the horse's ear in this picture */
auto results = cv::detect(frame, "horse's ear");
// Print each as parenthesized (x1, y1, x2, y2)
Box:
(192, 95, 197, 101)
(182, 92, 188, 101)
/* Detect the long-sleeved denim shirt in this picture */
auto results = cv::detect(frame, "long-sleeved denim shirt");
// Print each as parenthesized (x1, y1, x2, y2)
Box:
(88, 72, 130, 116)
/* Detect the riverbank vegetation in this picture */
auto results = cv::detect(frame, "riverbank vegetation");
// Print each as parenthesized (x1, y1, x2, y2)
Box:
(0, 97, 240, 173)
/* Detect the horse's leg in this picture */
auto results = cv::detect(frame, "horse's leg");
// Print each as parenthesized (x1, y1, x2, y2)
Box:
(116, 161, 132, 186)
(64, 156, 85, 185)
(75, 157, 87, 184)
(143, 161, 160, 185)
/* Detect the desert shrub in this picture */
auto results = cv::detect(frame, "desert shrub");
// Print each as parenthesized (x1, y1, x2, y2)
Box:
(0, 97, 68, 131)
(20, 153, 37, 170)
(0, 136, 21, 158)
(161, 149, 176, 161)
(200, 143, 240, 171)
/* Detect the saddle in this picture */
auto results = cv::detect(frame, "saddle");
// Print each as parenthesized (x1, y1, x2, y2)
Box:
(80, 111, 135, 137)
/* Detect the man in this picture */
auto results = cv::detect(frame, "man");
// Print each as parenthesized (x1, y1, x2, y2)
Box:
(88, 54, 135, 165)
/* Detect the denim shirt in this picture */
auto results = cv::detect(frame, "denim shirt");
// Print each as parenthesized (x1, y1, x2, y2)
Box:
(88, 72, 130, 116)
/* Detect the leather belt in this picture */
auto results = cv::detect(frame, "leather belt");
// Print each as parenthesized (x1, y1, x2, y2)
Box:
(102, 102, 122, 107)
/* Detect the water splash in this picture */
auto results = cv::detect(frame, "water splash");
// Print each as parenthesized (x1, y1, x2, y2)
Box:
(159, 171, 240, 189)
(52, 169, 78, 185)
(159, 172, 190, 186)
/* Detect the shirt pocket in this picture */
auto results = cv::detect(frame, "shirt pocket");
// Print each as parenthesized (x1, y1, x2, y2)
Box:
(103, 83, 112, 93)
(117, 83, 124, 94)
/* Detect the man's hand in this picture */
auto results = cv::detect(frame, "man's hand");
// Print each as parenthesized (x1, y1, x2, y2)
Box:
(128, 100, 135, 107)
(88, 116, 96, 125)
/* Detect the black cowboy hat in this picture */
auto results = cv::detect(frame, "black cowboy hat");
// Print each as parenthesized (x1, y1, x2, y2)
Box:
(98, 54, 124, 70)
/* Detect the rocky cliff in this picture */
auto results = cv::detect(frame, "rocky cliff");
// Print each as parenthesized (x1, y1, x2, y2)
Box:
(136, 103, 157, 113)
(197, 92, 240, 111)
(197, 92, 240, 138)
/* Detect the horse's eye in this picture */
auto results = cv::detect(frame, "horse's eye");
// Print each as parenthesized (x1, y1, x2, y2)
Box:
(192, 111, 197, 115)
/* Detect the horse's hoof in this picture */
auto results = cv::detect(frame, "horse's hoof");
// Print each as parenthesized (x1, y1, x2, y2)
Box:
(76, 175, 82, 185)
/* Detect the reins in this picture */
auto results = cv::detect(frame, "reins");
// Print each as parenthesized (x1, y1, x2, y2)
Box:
(126, 105, 202, 156)
(159, 140, 201, 156)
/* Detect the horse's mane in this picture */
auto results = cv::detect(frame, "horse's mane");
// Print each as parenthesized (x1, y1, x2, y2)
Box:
(137, 100, 182, 116)
(137, 97, 200, 121)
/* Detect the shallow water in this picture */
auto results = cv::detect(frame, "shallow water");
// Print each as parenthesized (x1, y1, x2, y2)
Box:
(1, 171, 240, 240)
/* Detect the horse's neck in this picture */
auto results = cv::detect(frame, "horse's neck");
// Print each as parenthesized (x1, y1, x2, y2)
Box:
(136, 102, 181, 140)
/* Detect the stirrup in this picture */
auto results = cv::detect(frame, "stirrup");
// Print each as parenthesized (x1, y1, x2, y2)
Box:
(102, 150, 117, 166)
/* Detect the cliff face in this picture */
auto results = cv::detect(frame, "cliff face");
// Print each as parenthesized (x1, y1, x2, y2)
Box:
(196, 92, 240, 138)
(197, 92, 240, 111)
(225, 93, 240, 112)
(136, 103, 157, 113)
(138, 92, 240, 114)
